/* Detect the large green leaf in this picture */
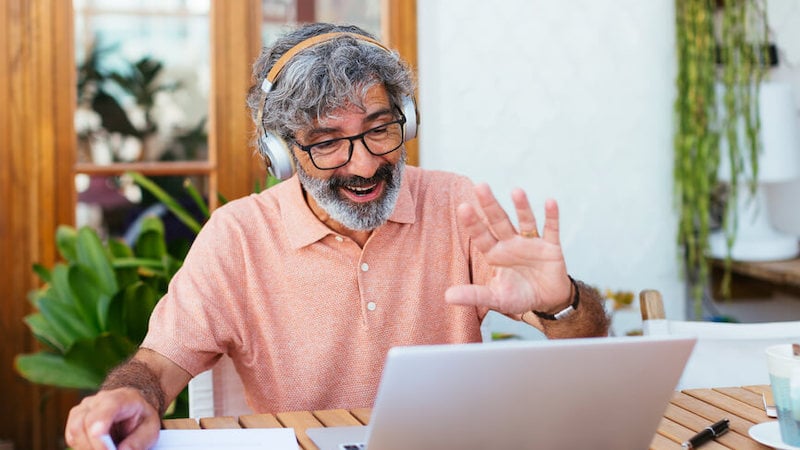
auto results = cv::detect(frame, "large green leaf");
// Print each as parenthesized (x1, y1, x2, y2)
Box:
(24, 313, 65, 352)
(66, 334, 136, 382)
(15, 352, 104, 390)
(107, 238, 141, 289)
(136, 236, 167, 273)
(55, 225, 78, 262)
(75, 227, 118, 295)
(34, 292, 96, 349)
(48, 264, 73, 305)
(68, 263, 108, 332)
(135, 217, 167, 261)
(108, 282, 158, 343)
(113, 257, 165, 270)
(32, 263, 51, 284)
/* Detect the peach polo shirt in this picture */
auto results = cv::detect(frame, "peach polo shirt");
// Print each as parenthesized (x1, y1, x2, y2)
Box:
(141, 166, 491, 413)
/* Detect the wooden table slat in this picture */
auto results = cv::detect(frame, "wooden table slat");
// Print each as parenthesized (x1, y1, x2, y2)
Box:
(653, 417, 732, 449)
(713, 387, 767, 410)
(683, 389, 772, 424)
(670, 392, 763, 437)
(161, 418, 200, 429)
(312, 409, 362, 427)
(239, 413, 282, 428)
(350, 408, 371, 425)
(276, 411, 324, 450)
(649, 431, 682, 450)
(199, 416, 241, 429)
(663, 403, 763, 450)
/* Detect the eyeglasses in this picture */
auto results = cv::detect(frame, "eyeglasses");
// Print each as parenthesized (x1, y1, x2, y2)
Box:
(295, 109, 406, 170)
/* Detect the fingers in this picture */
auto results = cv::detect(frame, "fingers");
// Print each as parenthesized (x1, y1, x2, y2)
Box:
(473, 183, 516, 240)
(463, 184, 561, 249)
(511, 188, 538, 237)
(445, 284, 493, 307)
(456, 203, 498, 255)
(66, 397, 112, 450)
(116, 412, 161, 450)
(541, 198, 561, 245)
(65, 389, 159, 450)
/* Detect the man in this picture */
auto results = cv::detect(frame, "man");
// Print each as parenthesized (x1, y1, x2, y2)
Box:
(65, 23, 609, 449)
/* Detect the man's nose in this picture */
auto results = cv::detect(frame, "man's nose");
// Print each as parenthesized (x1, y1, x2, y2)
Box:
(344, 138, 381, 177)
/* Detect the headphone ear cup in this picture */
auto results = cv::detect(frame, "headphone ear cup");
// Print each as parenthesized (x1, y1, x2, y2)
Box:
(260, 132, 295, 180)
(400, 96, 418, 142)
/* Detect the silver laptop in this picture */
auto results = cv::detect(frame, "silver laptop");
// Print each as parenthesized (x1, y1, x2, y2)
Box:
(307, 335, 695, 450)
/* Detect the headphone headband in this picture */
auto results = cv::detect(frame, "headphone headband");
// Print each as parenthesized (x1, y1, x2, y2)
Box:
(261, 32, 390, 93)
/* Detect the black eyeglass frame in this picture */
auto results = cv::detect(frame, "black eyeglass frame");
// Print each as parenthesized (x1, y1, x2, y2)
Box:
(293, 108, 407, 171)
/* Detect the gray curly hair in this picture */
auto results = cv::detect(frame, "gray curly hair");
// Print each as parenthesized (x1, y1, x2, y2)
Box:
(247, 23, 416, 157)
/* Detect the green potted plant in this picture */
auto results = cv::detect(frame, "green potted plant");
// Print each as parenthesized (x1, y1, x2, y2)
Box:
(14, 173, 210, 417)
(673, 0, 770, 316)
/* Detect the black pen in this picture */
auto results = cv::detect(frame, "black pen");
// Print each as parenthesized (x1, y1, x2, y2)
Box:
(681, 418, 729, 449)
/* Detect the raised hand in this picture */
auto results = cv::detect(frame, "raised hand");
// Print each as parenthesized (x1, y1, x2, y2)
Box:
(444, 183, 573, 316)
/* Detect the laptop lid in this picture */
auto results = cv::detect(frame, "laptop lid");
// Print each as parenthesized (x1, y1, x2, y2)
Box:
(308, 335, 695, 450)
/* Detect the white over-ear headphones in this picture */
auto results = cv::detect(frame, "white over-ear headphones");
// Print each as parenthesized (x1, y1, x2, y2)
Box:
(257, 32, 418, 180)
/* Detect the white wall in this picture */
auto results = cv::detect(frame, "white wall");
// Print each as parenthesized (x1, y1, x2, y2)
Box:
(764, 1, 800, 234)
(417, 0, 683, 335)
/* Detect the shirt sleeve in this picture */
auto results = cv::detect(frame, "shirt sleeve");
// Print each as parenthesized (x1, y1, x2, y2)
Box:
(140, 205, 250, 377)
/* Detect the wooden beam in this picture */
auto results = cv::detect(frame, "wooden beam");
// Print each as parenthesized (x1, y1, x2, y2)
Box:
(75, 161, 215, 176)
(382, 0, 418, 166)
(210, 0, 264, 209)
(0, 1, 77, 449)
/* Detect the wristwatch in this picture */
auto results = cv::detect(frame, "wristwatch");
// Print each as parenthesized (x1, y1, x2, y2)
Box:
(532, 275, 580, 321)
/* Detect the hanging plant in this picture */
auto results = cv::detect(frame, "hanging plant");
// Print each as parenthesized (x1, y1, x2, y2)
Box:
(674, 0, 769, 316)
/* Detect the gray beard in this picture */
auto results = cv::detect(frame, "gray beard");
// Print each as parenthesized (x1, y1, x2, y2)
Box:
(295, 150, 406, 231)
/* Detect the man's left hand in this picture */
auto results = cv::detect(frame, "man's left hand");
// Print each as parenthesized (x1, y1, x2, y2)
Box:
(445, 183, 572, 317)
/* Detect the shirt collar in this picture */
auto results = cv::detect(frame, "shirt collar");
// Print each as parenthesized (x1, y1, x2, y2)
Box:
(280, 172, 417, 250)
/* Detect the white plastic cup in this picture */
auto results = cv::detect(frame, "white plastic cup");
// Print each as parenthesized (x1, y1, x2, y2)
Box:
(766, 344, 800, 446)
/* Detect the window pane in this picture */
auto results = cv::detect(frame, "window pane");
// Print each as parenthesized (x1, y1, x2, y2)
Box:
(315, 0, 381, 36)
(76, 173, 209, 248)
(261, 0, 381, 46)
(74, 0, 210, 164)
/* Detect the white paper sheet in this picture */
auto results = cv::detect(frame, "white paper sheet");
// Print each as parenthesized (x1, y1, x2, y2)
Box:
(151, 428, 298, 449)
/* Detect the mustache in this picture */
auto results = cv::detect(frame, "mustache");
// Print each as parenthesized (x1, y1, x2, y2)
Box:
(327, 164, 394, 190)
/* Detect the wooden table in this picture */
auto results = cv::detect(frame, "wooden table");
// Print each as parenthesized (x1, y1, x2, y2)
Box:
(162, 385, 777, 450)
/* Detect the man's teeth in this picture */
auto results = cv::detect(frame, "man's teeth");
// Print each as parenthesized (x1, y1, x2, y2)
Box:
(347, 184, 376, 193)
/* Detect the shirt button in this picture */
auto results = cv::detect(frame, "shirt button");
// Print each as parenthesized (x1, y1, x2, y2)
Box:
(367, 301, 377, 311)
(335, 236, 343, 242)
(361, 262, 369, 272)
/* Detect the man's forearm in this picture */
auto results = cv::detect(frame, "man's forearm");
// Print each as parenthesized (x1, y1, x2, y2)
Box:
(523, 280, 611, 339)
(101, 359, 167, 416)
